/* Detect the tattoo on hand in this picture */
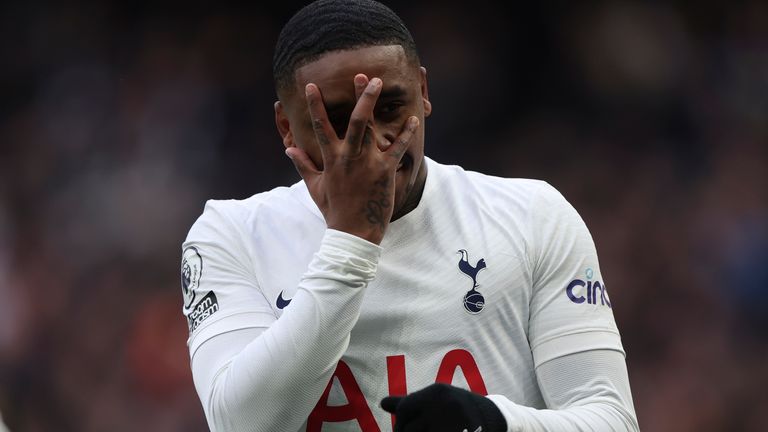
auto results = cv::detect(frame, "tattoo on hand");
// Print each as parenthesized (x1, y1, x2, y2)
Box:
(365, 177, 391, 231)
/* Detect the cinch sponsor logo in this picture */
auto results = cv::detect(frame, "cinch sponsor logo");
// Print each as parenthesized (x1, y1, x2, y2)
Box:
(565, 268, 611, 308)
(187, 291, 219, 332)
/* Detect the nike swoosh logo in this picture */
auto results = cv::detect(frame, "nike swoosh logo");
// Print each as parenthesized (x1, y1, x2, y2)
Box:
(276, 291, 292, 309)
(461, 427, 482, 432)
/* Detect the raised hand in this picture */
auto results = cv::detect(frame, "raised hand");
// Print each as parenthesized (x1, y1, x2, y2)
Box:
(286, 75, 419, 245)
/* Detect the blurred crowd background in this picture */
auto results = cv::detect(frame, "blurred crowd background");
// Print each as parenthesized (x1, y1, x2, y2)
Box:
(1, 0, 767, 430)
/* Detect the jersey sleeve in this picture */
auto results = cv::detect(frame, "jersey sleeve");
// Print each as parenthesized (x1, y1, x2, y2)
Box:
(181, 200, 276, 359)
(182, 198, 384, 432)
(487, 349, 639, 431)
(526, 182, 624, 368)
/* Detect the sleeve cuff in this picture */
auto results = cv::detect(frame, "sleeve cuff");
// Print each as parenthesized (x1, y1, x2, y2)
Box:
(323, 229, 383, 261)
(301, 229, 383, 286)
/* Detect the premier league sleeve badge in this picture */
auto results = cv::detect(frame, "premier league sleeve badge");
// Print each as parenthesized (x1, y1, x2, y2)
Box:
(181, 246, 203, 309)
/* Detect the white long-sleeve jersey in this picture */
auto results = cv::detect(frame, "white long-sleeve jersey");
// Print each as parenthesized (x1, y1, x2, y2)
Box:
(181, 157, 639, 431)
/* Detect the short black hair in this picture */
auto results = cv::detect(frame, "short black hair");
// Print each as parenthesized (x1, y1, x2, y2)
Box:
(273, 0, 419, 95)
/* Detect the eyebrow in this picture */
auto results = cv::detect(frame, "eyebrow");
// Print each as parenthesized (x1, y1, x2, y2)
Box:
(379, 85, 408, 100)
(324, 85, 409, 114)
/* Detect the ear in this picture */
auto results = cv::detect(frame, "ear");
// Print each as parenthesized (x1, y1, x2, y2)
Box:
(274, 101, 294, 148)
(419, 66, 432, 118)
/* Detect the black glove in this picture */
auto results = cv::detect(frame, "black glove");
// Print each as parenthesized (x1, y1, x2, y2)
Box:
(381, 383, 507, 432)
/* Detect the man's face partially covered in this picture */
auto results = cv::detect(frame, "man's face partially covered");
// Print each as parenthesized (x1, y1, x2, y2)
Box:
(275, 45, 432, 221)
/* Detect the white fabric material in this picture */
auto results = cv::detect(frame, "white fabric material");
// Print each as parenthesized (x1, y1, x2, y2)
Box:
(182, 157, 636, 431)
(488, 350, 639, 431)
(188, 229, 381, 432)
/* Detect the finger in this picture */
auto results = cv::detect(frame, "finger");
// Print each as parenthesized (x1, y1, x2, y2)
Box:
(382, 393, 422, 426)
(345, 77, 382, 155)
(285, 147, 321, 182)
(382, 396, 415, 432)
(305, 83, 337, 155)
(384, 116, 419, 164)
(380, 396, 403, 414)
(354, 74, 369, 100)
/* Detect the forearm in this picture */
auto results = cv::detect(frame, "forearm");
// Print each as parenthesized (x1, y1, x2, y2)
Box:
(489, 398, 637, 432)
(195, 229, 381, 432)
(488, 350, 639, 432)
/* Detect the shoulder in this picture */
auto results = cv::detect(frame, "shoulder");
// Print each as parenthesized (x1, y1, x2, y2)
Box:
(185, 182, 315, 244)
(429, 159, 566, 215)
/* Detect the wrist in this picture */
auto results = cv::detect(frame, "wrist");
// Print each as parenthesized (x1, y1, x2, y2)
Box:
(322, 229, 383, 256)
(326, 224, 385, 245)
(311, 229, 382, 283)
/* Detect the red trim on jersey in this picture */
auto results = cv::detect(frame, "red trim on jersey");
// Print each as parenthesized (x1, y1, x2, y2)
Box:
(386, 355, 407, 430)
(308, 360, 381, 432)
(435, 349, 488, 395)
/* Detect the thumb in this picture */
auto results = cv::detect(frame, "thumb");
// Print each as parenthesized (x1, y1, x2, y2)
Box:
(380, 396, 403, 414)
(285, 147, 320, 182)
